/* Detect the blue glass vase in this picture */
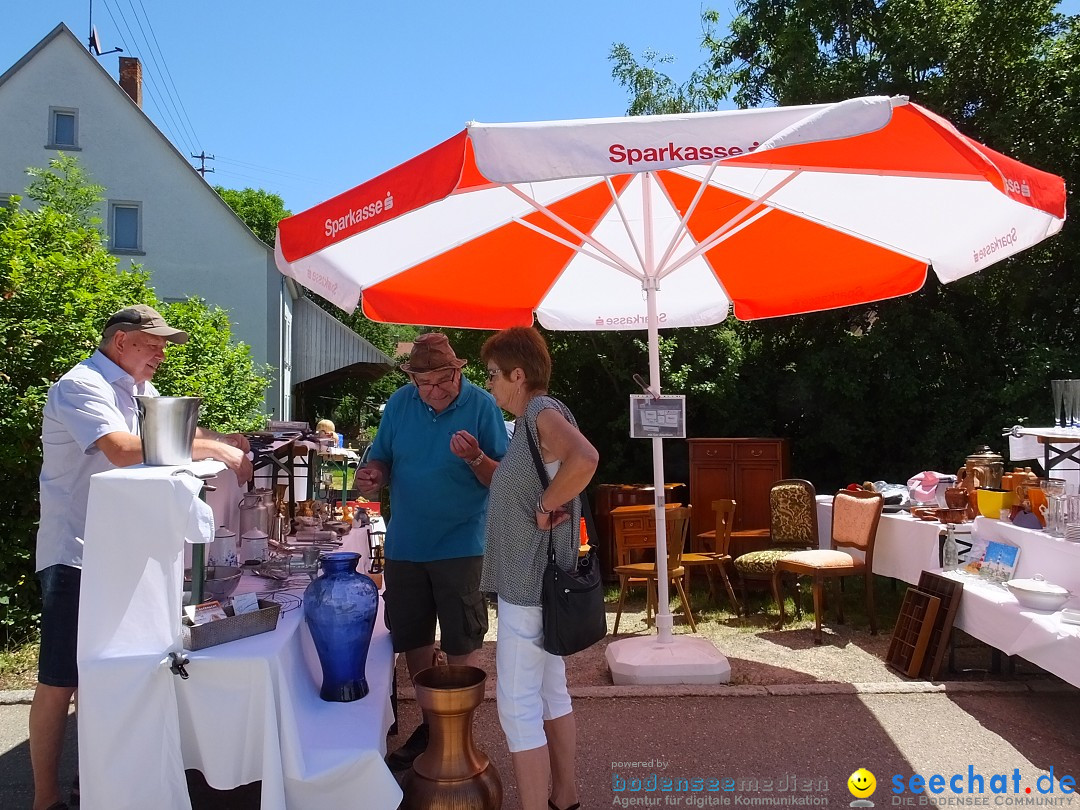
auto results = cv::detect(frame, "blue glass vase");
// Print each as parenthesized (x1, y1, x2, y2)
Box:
(303, 551, 379, 702)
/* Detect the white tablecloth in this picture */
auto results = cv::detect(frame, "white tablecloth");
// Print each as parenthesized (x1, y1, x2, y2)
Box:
(77, 463, 400, 810)
(815, 495, 950, 584)
(942, 517, 1080, 688)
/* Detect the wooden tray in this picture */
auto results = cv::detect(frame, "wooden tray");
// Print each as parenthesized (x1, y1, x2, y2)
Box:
(915, 571, 964, 680)
(887, 588, 941, 678)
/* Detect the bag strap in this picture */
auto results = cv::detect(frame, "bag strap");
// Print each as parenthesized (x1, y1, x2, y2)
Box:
(524, 413, 550, 488)
(524, 414, 557, 562)
(525, 403, 598, 564)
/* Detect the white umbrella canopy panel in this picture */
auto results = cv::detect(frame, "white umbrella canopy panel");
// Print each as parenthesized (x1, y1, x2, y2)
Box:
(276, 95, 1065, 666)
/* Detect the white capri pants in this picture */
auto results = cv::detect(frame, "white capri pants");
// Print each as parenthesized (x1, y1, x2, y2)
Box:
(495, 596, 574, 752)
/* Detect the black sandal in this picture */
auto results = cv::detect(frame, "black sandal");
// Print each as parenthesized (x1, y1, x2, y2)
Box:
(549, 801, 581, 810)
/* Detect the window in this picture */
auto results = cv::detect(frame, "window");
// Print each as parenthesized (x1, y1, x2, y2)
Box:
(47, 107, 79, 149)
(109, 201, 142, 253)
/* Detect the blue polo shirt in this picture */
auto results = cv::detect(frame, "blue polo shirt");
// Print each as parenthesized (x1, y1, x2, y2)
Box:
(369, 378, 508, 562)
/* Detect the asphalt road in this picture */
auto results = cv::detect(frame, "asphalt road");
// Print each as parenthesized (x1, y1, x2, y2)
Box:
(2, 682, 1079, 809)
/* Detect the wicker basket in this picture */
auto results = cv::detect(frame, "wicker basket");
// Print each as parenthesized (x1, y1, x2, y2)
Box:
(183, 599, 282, 651)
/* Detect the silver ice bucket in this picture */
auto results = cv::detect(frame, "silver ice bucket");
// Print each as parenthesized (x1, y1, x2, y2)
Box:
(134, 396, 201, 465)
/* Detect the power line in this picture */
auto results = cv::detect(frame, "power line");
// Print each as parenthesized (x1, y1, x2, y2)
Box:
(127, 0, 202, 151)
(100, 0, 195, 155)
(214, 155, 330, 184)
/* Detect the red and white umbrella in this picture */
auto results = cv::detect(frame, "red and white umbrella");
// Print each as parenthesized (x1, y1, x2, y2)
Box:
(277, 95, 1063, 328)
(276, 96, 1064, 666)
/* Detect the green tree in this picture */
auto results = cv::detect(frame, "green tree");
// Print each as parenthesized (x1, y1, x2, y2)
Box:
(0, 156, 268, 645)
(213, 183, 403, 439)
(600, 2, 1079, 491)
(213, 186, 291, 246)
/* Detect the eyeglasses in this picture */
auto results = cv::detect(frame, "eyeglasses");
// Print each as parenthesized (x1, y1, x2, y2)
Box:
(485, 368, 503, 381)
(411, 370, 458, 390)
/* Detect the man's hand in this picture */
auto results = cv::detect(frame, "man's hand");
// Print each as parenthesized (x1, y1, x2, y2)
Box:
(449, 430, 481, 463)
(222, 432, 250, 453)
(196, 427, 250, 453)
(193, 438, 253, 485)
(354, 466, 385, 497)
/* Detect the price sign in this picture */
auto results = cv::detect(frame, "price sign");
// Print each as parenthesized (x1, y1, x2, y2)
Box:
(629, 395, 686, 439)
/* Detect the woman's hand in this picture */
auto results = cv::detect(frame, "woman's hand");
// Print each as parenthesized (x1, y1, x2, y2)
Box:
(536, 505, 571, 530)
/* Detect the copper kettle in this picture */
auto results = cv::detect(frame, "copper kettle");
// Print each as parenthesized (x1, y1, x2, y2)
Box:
(957, 445, 1004, 491)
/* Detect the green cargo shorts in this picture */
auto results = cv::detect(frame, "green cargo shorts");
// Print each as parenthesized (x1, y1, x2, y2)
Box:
(383, 555, 487, 655)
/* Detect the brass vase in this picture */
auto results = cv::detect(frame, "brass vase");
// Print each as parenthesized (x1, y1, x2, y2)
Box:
(400, 665, 502, 810)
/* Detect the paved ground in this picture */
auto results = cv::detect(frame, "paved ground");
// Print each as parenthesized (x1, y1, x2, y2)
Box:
(3, 678, 1080, 809)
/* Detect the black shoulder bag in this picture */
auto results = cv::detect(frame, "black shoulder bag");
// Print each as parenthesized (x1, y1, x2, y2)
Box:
(525, 412, 607, 656)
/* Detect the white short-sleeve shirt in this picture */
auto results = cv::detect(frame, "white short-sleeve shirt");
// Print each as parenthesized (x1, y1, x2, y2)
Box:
(36, 350, 158, 571)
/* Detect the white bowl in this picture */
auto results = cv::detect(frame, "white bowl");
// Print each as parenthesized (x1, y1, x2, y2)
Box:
(1004, 576, 1070, 612)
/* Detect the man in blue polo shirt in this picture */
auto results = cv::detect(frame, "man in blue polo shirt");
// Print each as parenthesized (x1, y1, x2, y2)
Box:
(355, 332, 507, 771)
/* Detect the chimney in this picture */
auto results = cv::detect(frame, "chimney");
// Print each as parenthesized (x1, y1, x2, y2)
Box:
(118, 57, 142, 108)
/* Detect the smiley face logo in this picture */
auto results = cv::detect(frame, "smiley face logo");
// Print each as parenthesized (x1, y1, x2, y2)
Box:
(848, 768, 876, 799)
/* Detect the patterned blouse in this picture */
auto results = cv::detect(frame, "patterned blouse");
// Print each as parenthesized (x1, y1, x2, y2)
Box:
(481, 395, 582, 607)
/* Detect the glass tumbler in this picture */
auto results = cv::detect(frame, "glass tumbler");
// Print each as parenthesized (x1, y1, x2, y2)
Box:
(1052, 379, 1067, 428)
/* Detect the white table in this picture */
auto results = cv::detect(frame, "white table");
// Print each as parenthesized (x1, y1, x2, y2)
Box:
(941, 517, 1080, 688)
(815, 497, 1080, 686)
(77, 463, 401, 810)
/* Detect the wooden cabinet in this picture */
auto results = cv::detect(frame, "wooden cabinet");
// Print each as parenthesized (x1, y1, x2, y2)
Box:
(592, 483, 685, 582)
(686, 438, 790, 546)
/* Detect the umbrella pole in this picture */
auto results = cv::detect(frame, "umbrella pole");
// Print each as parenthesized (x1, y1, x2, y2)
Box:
(641, 172, 674, 644)
(646, 280, 673, 644)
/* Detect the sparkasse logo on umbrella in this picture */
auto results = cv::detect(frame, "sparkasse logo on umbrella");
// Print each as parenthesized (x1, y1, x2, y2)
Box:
(608, 141, 761, 166)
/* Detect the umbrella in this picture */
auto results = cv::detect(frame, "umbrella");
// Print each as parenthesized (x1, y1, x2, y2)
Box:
(275, 95, 1065, 680)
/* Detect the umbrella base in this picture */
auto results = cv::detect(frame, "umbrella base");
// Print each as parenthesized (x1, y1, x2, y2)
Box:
(606, 636, 731, 685)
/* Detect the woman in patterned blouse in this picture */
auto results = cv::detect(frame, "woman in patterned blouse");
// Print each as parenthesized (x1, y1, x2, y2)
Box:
(479, 327, 598, 810)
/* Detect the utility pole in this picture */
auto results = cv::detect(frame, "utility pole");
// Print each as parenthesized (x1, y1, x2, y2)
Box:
(191, 152, 215, 177)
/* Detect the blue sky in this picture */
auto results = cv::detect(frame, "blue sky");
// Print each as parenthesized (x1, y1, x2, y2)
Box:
(2, 1, 1076, 215)
(1, 1, 727, 212)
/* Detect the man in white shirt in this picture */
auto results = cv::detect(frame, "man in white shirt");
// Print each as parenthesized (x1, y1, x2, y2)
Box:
(30, 304, 253, 810)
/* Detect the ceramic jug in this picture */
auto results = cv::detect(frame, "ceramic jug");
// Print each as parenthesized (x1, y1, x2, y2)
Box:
(207, 525, 238, 568)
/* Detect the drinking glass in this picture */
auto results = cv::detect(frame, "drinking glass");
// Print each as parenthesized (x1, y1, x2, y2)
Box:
(1052, 379, 1067, 428)
(1041, 478, 1067, 497)
(1069, 380, 1080, 431)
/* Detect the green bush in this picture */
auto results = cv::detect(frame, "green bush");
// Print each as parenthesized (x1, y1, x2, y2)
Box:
(0, 156, 268, 647)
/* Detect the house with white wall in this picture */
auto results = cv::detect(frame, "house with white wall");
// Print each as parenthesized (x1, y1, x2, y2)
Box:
(0, 24, 392, 419)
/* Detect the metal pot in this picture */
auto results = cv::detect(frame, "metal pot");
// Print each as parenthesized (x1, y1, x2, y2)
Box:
(134, 396, 201, 465)
(957, 445, 1004, 491)
(238, 488, 274, 538)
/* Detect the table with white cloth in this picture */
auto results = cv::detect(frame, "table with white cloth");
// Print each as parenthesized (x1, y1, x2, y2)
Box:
(77, 462, 400, 810)
(815, 495, 961, 584)
(939, 516, 1080, 688)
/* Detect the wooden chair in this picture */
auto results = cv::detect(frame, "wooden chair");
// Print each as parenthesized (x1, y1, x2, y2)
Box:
(613, 506, 696, 633)
(774, 488, 884, 644)
(732, 479, 818, 619)
(681, 499, 741, 615)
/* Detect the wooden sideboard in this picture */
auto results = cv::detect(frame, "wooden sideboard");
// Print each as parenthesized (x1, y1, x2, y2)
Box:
(686, 438, 791, 547)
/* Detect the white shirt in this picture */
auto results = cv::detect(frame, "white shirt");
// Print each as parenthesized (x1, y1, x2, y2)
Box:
(36, 350, 158, 571)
